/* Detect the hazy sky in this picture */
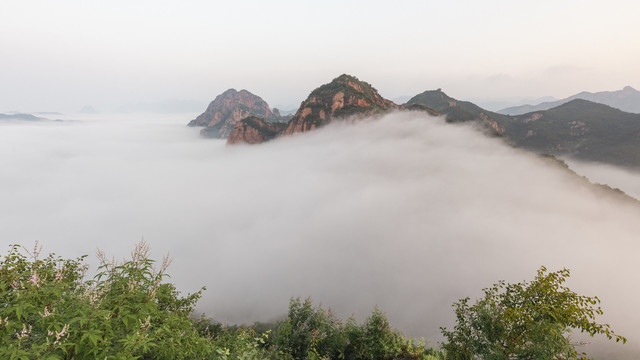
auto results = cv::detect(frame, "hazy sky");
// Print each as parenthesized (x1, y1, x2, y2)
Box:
(2, 0, 639, 112)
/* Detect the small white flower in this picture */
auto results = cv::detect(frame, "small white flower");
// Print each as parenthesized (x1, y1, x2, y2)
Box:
(53, 324, 69, 345)
(28, 270, 40, 288)
(40, 306, 53, 318)
(17, 324, 32, 340)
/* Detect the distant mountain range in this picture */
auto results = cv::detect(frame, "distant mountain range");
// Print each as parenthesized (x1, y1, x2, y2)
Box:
(473, 96, 558, 112)
(0, 113, 46, 121)
(406, 89, 640, 168)
(498, 86, 640, 115)
(189, 76, 640, 169)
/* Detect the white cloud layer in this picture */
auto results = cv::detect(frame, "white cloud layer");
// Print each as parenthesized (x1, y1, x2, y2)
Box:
(1, 112, 639, 358)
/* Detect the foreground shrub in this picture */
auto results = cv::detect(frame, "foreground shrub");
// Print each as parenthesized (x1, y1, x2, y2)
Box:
(275, 297, 445, 360)
(441, 266, 626, 360)
(0, 241, 211, 359)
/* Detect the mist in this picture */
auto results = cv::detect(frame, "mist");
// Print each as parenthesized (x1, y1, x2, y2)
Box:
(1, 112, 640, 358)
(563, 160, 640, 201)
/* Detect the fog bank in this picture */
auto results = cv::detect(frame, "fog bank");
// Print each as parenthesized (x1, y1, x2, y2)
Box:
(1, 112, 639, 358)
(564, 159, 640, 201)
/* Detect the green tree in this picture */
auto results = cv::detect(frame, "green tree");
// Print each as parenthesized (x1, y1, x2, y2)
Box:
(441, 266, 626, 360)
(0, 241, 212, 360)
(274, 297, 445, 360)
(274, 297, 345, 359)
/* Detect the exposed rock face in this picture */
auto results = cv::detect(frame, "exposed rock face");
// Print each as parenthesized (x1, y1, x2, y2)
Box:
(283, 74, 399, 136)
(227, 116, 287, 145)
(225, 74, 400, 145)
(188, 89, 280, 138)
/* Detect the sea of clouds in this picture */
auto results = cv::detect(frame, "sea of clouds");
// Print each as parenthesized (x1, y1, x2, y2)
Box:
(1, 111, 639, 358)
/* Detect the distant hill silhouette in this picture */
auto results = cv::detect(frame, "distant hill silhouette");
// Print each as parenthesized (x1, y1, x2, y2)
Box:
(406, 89, 510, 135)
(498, 86, 640, 115)
(80, 105, 97, 114)
(0, 113, 45, 121)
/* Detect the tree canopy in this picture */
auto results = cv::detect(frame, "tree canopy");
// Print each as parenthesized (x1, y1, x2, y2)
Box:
(441, 266, 626, 360)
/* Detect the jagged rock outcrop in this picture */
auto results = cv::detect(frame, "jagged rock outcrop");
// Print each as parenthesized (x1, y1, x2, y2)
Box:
(225, 74, 400, 145)
(282, 74, 399, 136)
(188, 89, 281, 138)
(227, 116, 287, 145)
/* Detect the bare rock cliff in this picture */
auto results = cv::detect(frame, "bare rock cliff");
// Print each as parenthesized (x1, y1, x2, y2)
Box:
(283, 74, 399, 136)
(226, 74, 402, 145)
(227, 116, 287, 145)
(188, 89, 279, 138)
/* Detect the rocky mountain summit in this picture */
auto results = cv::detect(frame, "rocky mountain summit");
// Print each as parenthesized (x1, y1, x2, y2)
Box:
(226, 74, 401, 144)
(188, 89, 285, 138)
(282, 74, 399, 135)
(194, 76, 640, 168)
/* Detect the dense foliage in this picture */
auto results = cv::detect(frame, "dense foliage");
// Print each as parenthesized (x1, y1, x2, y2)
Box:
(0, 242, 444, 360)
(274, 297, 444, 360)
(1, 243, 624, 359)
(0, 242, 211, 359)
(441, 266, 626, 360)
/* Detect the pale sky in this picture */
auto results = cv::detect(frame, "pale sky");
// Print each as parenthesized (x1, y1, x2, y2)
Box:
(1, 0, 639, 112)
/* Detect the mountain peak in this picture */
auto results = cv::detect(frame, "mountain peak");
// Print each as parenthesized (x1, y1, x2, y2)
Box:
(187, 89, 280, 138)
(282, 74, 398, 135)
(332, 74, 366, 92)
(220, 88, 238, 95)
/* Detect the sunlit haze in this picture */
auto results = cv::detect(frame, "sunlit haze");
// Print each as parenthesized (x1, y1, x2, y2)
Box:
(1, 0, 639, 112)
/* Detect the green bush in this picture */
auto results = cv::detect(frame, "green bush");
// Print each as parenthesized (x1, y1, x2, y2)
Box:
(441, 266, 626, 360)
(13, 241, 618, 360)
(0, 241, 211, 359)
(274, 297, 345, 359)
(274, 297, 445, 360)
